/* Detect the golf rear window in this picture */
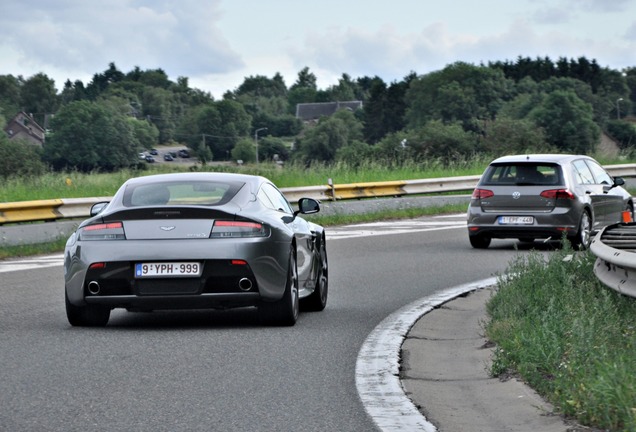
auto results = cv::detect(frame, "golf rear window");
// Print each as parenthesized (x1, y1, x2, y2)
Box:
(481, 163, 563, 186)
(123, 181, 244, 207)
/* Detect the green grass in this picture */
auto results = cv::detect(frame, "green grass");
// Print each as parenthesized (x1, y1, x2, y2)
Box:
(486, 243, 636, 431)
(0, 236, 68, 259)
(0, 159, 490, 202)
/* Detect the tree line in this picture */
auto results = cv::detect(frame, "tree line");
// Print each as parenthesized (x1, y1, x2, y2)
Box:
(1, 56, 635, 176)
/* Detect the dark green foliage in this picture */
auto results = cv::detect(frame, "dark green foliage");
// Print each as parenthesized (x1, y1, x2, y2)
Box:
(0, 75, 22, 119)
(43, 100, 139, 171)
(0, 55, 634, 171)
(606, 120, 636, 149)
(478, 117, 550, 155)
(405, 62, 513, 130)
(257, 136, 290, 162)
(19, 73, 58, 127)
(529, 90, 600, 153)
(0, 134, 46, 178)
(295, 109, 363, 163)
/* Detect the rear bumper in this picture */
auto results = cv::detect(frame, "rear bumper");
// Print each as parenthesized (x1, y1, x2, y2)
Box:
(467, 225, 576, 240)
(467, 204, 580, 240)
(85, 292, 262, 310)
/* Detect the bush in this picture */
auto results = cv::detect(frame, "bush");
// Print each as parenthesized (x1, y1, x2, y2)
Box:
(606, 120, 636, 149)
(0, 136, 46, 178)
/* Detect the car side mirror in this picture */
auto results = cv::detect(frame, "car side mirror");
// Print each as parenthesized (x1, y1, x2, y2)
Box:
(296, 197, 320, 215)
(613, 177, 625, 187)
(90, 202, 109, 216)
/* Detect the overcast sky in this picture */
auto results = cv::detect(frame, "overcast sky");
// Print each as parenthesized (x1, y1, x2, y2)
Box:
(1, 0, 635, 98)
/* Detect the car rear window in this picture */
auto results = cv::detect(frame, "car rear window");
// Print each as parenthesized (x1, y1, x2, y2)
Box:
(123, 181, 244, 207)
(480, 163, 563, 186)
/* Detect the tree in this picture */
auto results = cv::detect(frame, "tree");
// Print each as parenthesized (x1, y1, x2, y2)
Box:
(606, 120, 636, 149)
(0, 134, 46, 178)
(43, 100, 138, 171)
(478, 117, 549, 155)
(288, 67, 318, 112)
(405, 62, 512, 130)
(20, 73, 58, 126)
(362, 78, 388, 144)
(0, 75, 22, 118)
(404, 120, 478, 163)
(258, 136, 290, 162)
(295, 109, 363, 163)
(231, 138, 255, 163)
(529, 90, 600, 153)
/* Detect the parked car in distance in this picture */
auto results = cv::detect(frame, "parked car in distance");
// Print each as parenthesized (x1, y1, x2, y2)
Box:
(150, 149, 158, 155)
(138, 152, 146, 160)
(63, 172, 328, 327)
(163, 154, 174, 161)
(467, 154, 633, 249)
(145, 155, 155, 163)
(178, 149, 190, 158)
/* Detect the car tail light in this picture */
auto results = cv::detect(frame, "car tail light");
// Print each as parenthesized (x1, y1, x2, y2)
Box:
(210, 221, 269, 238)
(79, 222, 126, 240)
(472, 189, 494, 199)
(540, 189, 575, 200)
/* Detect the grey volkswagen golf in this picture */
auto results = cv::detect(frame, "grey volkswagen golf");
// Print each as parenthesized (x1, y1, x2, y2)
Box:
(467, 154, 633, 249)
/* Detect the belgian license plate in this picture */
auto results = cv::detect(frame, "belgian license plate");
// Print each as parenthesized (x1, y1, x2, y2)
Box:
(498, 216, 534, 225)
(135, 262, 202, 278)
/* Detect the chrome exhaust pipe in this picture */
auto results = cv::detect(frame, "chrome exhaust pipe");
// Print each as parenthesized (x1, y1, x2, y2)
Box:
(238, 278, 253, 291)
(88, 281, 101, 295)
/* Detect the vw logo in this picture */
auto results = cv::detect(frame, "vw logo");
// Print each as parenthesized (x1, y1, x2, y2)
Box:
(160, 226, 176, 231)
(512, 191, 521, 200)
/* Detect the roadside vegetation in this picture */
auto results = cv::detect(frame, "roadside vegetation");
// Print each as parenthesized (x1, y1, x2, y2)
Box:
(486, 243, 636, 431)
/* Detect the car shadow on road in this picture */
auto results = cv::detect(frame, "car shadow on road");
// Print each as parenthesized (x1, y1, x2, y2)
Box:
(104, 307, 265, 329)
(483, 239, 571, 252)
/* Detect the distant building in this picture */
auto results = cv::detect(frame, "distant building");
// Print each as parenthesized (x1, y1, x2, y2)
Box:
(4, 112, 46, 146)
(295, 101, 363, 122)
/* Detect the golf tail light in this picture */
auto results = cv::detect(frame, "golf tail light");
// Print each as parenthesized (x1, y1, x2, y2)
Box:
(472, 188, 494, 199)
(210, 221, 269, 238)
(80, 222, 126, 240)
(540, 189, 575, 200)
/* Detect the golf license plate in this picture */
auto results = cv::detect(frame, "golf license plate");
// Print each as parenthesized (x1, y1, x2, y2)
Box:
(498, 216, 534, 225)
(135, 262, 202, 278)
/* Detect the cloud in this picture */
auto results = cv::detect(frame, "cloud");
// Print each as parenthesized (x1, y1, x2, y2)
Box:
(0, 0, 243, 81)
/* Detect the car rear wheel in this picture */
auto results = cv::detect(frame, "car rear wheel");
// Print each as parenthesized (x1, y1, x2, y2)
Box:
(569, 210, 591, 249)
(301, 237, 328, 312)
(65, 291, 110, 327)
(469, 234, 491, 249)
(259, 249, 299, 326)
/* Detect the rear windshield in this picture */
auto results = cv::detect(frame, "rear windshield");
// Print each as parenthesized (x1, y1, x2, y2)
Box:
(480, 163, 563, 186)
(122, 180, 244, 207)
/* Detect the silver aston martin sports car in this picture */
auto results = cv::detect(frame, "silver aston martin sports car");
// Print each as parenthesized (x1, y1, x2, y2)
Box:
(64, 172, 328, 327)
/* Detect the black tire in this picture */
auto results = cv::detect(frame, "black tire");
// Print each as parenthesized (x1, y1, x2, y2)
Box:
(301, 237, 328, 312)
(259, 249, 299, 326)
(469, 234, 491, 249)
(65, 291, 110, 327)
(569, 210, 592, 250)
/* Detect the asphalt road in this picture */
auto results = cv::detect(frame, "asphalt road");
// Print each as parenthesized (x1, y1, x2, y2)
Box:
(0, 216, 542, 431)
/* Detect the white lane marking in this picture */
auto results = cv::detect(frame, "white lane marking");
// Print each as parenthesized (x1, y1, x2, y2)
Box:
(327, 224, 465, 240)
(355, 277, 498, 432)
(0, 254, 64, 273)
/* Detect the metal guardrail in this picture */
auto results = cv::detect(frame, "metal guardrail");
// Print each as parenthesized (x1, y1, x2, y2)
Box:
(591, 223, 636, 298)
(1, 164, 634, 225)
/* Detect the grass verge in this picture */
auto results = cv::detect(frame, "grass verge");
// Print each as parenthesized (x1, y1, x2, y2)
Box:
(0, 236, 68, 260)
(486, 243, 636, 431)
